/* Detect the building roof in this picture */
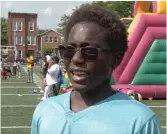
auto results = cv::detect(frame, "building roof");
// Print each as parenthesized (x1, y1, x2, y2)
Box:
(38, 30, 63, 36)
(8, 12, 38, 17)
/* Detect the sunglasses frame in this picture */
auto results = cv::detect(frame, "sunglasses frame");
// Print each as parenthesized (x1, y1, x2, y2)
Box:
(58, 45, 111, 60)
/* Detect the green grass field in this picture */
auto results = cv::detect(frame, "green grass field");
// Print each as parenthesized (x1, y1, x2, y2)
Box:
(1, 65, 166, 134)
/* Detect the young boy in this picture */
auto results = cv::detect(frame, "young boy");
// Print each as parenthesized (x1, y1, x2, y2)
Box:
(26, 54, 34, 83)
(31, 4, 162, 134)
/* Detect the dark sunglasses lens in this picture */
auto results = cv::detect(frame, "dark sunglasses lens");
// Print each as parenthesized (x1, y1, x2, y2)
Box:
(81, 48, 98, 60)
(61, 46, 75, 59)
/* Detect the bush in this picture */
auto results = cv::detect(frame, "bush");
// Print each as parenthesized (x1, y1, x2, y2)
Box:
(42, 45, 55, 55)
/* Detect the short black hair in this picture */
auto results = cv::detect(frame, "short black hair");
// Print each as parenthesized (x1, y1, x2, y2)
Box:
(51, 56, 59, 63)
(65, 4, 128, 68)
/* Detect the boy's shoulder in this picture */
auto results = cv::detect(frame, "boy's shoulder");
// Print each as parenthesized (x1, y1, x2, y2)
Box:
(34, 92, 70, 116)
(107, 92, 155, 119)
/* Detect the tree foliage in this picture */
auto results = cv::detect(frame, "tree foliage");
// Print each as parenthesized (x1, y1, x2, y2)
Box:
(57, 14, 70, 35)
(92, 1, 135, 18)
(1, 17, 8, 45)
(56, 1, 135, 37)
(41, 45, 55, 55)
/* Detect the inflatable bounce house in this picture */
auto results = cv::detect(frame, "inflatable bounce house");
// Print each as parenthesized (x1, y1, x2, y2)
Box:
(112, 1, 166, 100)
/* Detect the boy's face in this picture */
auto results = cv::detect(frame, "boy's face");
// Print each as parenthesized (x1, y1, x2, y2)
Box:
(49, 60, 55, 66)
(64, 22, 115, 92)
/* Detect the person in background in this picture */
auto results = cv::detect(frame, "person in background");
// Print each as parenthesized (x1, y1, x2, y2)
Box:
(40, 57, 48, 93)
(57, 68, 64, 94)
(26, 53, 34, 83)
(127, 90, 142, 102)
(6, 66, 12, 78)
(39, 58, 43, 68)
(40, 53, 52, 93)
(118, 88, 143, 102)
(1, 67, 7, 80)
(32, 4, 162, 134)
(45, 51, 51, 63)
(41, 57, 48, 78)
(64, 71, 68, 78)
(63, 82, 72, 93)
(41, 56, 60, 100)
(0, 59, 4, 72)
(16, 60, 21, 78)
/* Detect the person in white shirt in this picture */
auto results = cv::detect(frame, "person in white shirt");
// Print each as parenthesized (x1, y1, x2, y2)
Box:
(16, 60, 21, 78)
(41, 56, 60, 100)
(45, 54, 51, 63)
(0, 59, 3, 72)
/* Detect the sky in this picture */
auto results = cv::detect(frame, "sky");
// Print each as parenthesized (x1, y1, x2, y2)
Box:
(1, 1, 92, 30)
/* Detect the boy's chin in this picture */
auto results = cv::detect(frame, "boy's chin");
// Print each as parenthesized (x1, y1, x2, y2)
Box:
(72, 84, 89, 93)
(72, 84, 96, 94)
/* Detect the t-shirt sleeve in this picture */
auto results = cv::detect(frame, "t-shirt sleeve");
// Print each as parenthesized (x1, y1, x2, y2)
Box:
(48, 65, 59, 75)
(136, 115, 162, 134)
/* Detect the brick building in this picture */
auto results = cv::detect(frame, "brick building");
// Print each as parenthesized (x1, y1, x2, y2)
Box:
(8, 12, 38, 58)
(37, 30, 62, 53)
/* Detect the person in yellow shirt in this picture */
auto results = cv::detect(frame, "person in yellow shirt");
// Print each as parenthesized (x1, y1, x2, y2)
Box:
(64, 71, 68, 78)
(26, 53, 34, 83)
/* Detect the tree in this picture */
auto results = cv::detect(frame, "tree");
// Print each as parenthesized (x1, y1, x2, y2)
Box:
(38, 28, 49, 35)
(92, 1, 135, 18)
(41, 45, 55, 55)
(56, 14, 70, 35)
(1, 17, 8, 45)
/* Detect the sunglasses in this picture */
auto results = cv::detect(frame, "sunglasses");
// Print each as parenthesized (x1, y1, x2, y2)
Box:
(58, 45, 110, 60)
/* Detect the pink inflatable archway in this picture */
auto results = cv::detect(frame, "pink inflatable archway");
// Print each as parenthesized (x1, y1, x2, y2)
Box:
(112, 2, 166, 99)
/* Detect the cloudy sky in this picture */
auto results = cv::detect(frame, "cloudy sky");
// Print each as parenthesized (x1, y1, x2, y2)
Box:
(1, 1, 92, 29)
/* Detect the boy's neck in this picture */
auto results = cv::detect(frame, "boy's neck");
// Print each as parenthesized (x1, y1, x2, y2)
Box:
(70, 80, 115, 112)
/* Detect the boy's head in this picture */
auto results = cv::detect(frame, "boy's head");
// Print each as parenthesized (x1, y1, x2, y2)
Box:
(60, 4, 127, 92)
(50, 56, 59, 64)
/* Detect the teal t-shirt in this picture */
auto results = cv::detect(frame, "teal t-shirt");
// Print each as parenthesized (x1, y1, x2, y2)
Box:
(31, 91, 162, 134)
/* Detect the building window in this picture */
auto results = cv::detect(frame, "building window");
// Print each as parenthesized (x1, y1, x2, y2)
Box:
(45, 36, 48, 42)
(49, 36, 53, 42)
(54, 36, 57, 42)
(12, 21, 22, 31)
(13, 22, 17, 31)
(29, 22, 34, 31)
(17, 21, 22, 31)
(27, 36, 36, 45)
(17, 36, 22, 44)
(12, 36, 17, 45)
(18, 50, 22, 58)
(31, 36, 36, 44)
(27, 36, 31, 45)
(13, 36, 22, 45)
